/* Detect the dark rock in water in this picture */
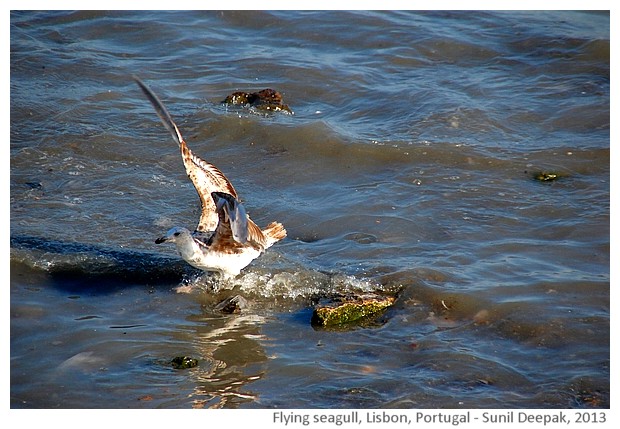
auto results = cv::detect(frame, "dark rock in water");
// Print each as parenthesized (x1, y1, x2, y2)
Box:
(25, 181, 42, 189)
(171, 356, 198, 369)
(214, 294, 248, 314)
(311, 293, 395, 328)
(223, 88, 293, 114)
(529, 171, 565, 182)
(535, 172, 558, 181)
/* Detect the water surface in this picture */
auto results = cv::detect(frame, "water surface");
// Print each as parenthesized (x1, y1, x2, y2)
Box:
(10, 10, 609, 409)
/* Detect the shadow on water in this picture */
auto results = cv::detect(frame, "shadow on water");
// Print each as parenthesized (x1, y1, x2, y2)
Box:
(10, 234, 190, 294)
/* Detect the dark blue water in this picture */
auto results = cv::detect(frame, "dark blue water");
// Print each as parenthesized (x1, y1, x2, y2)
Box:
(10, 10, 609, 410)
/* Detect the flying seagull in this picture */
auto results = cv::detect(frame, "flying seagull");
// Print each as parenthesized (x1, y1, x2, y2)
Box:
(134, 76, 286, 279)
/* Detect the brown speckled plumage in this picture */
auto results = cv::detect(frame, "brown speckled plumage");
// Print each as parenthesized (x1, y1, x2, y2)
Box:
(135, 76, 286, 278)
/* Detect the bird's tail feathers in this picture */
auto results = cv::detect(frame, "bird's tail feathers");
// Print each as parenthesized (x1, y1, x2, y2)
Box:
(262, 222, 287, 248)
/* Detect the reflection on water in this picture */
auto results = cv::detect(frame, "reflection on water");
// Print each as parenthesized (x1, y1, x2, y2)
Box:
(11, 10, 609, 409)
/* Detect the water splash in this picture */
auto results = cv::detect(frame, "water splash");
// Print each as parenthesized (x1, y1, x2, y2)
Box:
(183, 268, 388, 301)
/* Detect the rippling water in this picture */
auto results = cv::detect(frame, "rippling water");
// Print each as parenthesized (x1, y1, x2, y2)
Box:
(10, 10, 609, 409)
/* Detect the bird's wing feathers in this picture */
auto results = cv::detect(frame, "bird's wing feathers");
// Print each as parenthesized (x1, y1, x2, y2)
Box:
(134, 76, 184, 147)
(213, 191, 248, 243)
(211, 192, 268, 250)
(246, 218, 268, 247)
(134, 76, 237, 233)
(181, 142, 237, 232)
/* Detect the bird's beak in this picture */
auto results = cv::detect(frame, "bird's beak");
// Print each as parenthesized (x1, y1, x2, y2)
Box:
(155, 236, 168, 244)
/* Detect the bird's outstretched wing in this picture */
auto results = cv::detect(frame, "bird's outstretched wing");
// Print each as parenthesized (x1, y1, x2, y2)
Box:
(134, 76, 238, 232)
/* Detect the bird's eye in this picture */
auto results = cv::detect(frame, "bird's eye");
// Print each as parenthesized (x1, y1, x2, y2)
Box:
(173, 232, 180, 237)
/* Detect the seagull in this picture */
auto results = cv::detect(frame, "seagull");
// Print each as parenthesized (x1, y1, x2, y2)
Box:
(134, 76, 286, 279)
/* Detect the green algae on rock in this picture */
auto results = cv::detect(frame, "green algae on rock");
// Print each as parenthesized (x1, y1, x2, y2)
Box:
(311, 294, 395, 328)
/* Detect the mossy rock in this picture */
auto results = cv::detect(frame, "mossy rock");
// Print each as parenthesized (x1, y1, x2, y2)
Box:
(171, 356, 198, 369)
(311, 294, 395, 328)
(223, 88, 293, 114)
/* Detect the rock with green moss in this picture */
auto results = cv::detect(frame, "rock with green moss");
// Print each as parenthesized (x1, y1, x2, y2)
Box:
(311, 294, 395, 328)
(223, 88, 293, 114)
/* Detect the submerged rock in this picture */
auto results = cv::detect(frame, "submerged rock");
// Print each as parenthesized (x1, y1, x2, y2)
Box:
(311, 293, 396, 328)
(223, 88, 293, 114)
(214, 294, 248, 314)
